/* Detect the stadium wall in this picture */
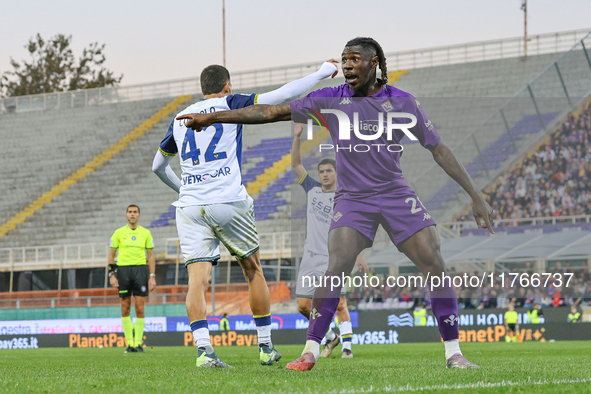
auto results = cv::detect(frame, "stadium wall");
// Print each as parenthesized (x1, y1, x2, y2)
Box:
(0, 308, 588, 349)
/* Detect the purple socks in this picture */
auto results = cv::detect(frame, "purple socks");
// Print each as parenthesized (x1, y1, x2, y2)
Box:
(429, 283, 459, 341)
(306, 271, 341, 344)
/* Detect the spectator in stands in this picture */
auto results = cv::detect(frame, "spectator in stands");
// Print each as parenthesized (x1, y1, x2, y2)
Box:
(511, 287, 527, 308)
(567, 305, 581, 323)
(552, 287, 564, 307)
(475, 103, 591, 225)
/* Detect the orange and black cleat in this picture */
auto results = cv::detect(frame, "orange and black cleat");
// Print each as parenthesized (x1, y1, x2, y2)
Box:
(285, 352, 316, 371)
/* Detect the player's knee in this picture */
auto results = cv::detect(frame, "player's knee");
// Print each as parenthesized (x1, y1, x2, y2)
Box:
(240, 260, 262, 282)
(135, 301, 146, 317)
(336, 298, 347, 312)
(189, 271, 210, 290)
(121, 305, 131, 316)
(424, 252, 446, 273)
(327, 255, 353, 275)
(297, 300, 311, 318)
(418, 240, 446, 273)
(242, 268, 258, 282)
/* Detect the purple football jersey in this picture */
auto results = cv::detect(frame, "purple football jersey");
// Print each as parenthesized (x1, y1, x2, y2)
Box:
(290, 84, 440, 197)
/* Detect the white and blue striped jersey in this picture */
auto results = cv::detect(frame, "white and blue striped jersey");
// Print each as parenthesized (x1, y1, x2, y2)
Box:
(159, 94, 258, 206)
(300, 173, 334, 256)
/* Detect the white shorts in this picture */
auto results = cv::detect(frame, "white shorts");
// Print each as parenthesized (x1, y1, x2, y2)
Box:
(175, 196, 259, 265)
(296, 248, 347, 298)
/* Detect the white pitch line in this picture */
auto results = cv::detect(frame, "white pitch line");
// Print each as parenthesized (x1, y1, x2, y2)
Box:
(253, 377, 591, 394)
(321, 377, 591, 393)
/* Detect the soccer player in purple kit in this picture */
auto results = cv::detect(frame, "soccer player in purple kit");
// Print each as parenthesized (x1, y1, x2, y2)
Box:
(177, 37, 494, 371)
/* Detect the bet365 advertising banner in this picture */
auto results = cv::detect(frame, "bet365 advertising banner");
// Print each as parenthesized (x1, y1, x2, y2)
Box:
(0, 309, 587, 348)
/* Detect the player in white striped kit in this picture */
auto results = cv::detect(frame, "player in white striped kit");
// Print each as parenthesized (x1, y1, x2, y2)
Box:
(152, 61, 338, 368)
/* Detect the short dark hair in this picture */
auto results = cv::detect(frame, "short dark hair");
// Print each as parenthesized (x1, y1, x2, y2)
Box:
(345, 37, 388, 84)
(200, 65, 230, 95)
(318, 158, 336, 171)
(127, 204, 140, 214)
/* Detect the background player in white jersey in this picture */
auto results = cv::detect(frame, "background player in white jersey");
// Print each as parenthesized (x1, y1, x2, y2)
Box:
(152, 61, 338, 368)
(292, 123, 368, 358)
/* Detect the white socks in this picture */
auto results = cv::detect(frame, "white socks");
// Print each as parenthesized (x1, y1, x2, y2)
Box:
(256, 324, 272, 347)
(339, 320, 353, 351)
(193, 327, 212, 351)
(325, 329, 337, 342)
(302, 340, 320, 360)
(444, 339, 462, 360)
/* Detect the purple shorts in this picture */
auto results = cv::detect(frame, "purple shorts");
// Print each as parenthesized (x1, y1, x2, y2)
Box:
(329, 187, 436, 250)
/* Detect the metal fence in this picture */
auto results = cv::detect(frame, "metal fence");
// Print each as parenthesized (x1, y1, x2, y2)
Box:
(387, 28, 589, 70)
(1, 28, 588, 114)
(0, 232, 302, 292)
(0, 243, 110, 273)
(438, 214, 591, 238)
(411, 31, 591, 220)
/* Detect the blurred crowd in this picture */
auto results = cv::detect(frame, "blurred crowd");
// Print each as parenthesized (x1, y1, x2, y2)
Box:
(450, 102, 591, 227)
(484, 103, 591, 221)
(347, 265, 591, 311)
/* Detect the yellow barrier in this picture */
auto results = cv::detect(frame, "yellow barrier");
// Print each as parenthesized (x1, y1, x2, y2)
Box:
(246, 128, 330, 196)
(387, 70, 408, 83)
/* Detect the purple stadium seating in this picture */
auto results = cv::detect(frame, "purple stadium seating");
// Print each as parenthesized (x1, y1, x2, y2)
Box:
(425, 112, 559, 211)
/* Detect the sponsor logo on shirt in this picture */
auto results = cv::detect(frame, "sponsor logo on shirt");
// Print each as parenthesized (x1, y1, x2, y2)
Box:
(339, 97, 352, 105)
(182, 167, 231, 185)
(425, 120, 434, 131)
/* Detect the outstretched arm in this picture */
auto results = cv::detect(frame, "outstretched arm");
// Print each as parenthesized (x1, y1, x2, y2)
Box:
(430, 141, 494, 233)
(291, 124, 307, 181)
(178, 103, 292, 131)
(257, 60, 338, 105)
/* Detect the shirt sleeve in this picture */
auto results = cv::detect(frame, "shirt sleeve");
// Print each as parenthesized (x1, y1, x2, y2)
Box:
(145, 230, 154, 250)
(289, 87, 334, 124)
(226, 94, 257, 110)
(110, 231, 119, 249)
(299, 172, 321, 193)
(406, 97, 441, 149)
(159, 120, 178, 156)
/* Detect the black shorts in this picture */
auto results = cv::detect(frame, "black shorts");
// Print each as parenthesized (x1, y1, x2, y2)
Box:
(117, 265, 149, 298)
(507, 323, 517, 332)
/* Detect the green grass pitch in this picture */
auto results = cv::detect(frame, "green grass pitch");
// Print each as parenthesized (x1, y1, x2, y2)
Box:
(1, 342, 590, 393)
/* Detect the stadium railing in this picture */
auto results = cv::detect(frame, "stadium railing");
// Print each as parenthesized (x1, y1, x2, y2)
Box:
(412, 30, 591, 221)
(1, 28, 588, 114)
(438, 214, 591, 237)
(0, 282, 292, 314)
(0, 231, 303, 293)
